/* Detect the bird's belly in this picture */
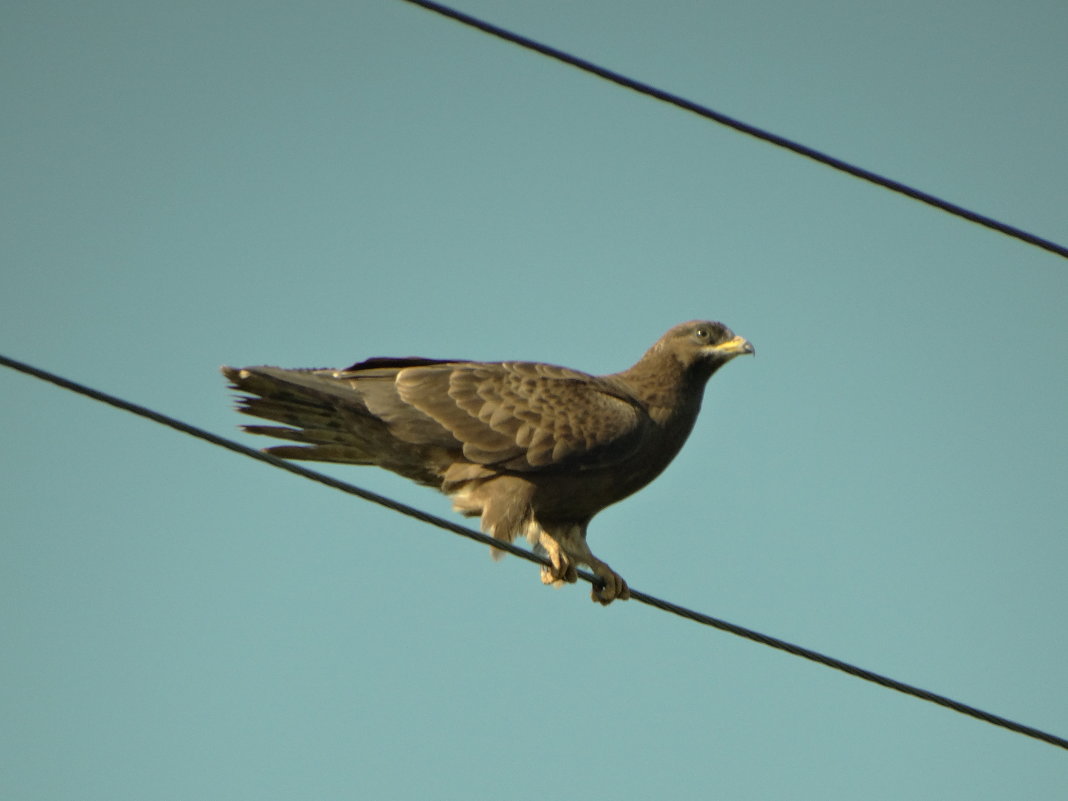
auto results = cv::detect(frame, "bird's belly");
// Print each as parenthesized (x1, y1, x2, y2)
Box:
(527, 460, 669, 523)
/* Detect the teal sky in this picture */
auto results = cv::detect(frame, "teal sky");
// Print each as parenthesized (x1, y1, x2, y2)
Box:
(3, 1, 1067, 798)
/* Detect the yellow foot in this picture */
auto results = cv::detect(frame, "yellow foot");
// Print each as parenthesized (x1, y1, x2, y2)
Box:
(540, 562, 578, 587)
(590, 565, 630, 605)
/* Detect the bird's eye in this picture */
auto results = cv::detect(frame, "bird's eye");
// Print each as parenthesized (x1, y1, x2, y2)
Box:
(694, 327, 710, 339)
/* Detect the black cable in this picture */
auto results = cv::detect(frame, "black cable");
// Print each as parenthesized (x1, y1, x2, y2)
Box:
(399, 0, 1068, 261)
(3, 352, 1066, 752)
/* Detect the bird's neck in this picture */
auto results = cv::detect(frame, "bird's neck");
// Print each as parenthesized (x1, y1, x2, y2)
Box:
(615, 351, 714, 427)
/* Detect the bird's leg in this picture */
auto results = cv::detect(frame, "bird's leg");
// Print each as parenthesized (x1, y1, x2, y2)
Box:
(537, 524, 630, 605)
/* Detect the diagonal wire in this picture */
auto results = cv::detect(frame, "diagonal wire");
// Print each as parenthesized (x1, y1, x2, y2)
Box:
(3, 352, 1067, 752)
(399, 0, 1068, 261)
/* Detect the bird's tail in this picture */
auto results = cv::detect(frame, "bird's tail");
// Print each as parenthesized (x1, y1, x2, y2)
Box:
(221, 365, 385, 463)
(221, 365, 446, 487)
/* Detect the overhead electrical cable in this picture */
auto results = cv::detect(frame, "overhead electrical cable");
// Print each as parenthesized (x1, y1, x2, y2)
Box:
(399, 0, 1068, 260)
(3, 351, 1066, 752)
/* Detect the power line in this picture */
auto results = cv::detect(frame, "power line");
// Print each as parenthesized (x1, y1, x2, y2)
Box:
(3, 351, 1067, 752)
(399, 0, 1068, 261)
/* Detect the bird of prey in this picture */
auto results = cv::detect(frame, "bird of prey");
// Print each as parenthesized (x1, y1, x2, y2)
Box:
(222, 320, 753, 604)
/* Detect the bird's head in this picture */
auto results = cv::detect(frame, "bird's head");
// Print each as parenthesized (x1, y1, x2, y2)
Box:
(658, 320, 755, 377)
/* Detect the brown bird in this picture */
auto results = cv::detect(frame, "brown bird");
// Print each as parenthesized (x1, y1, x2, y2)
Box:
(222, 320, 753, 604)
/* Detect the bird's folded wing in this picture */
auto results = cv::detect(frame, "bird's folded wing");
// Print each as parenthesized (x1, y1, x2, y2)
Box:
(394, 361, 648, 470)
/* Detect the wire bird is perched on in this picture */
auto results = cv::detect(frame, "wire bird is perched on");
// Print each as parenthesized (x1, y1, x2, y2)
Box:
(222, 320, 753, 604)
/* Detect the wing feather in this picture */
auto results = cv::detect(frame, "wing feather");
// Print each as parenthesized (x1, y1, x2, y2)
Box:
(396, 361, 647, 471)
(228, 358, 652, 476)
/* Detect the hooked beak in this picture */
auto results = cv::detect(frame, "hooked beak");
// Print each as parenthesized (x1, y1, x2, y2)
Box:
(709, 335, 755, 359)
